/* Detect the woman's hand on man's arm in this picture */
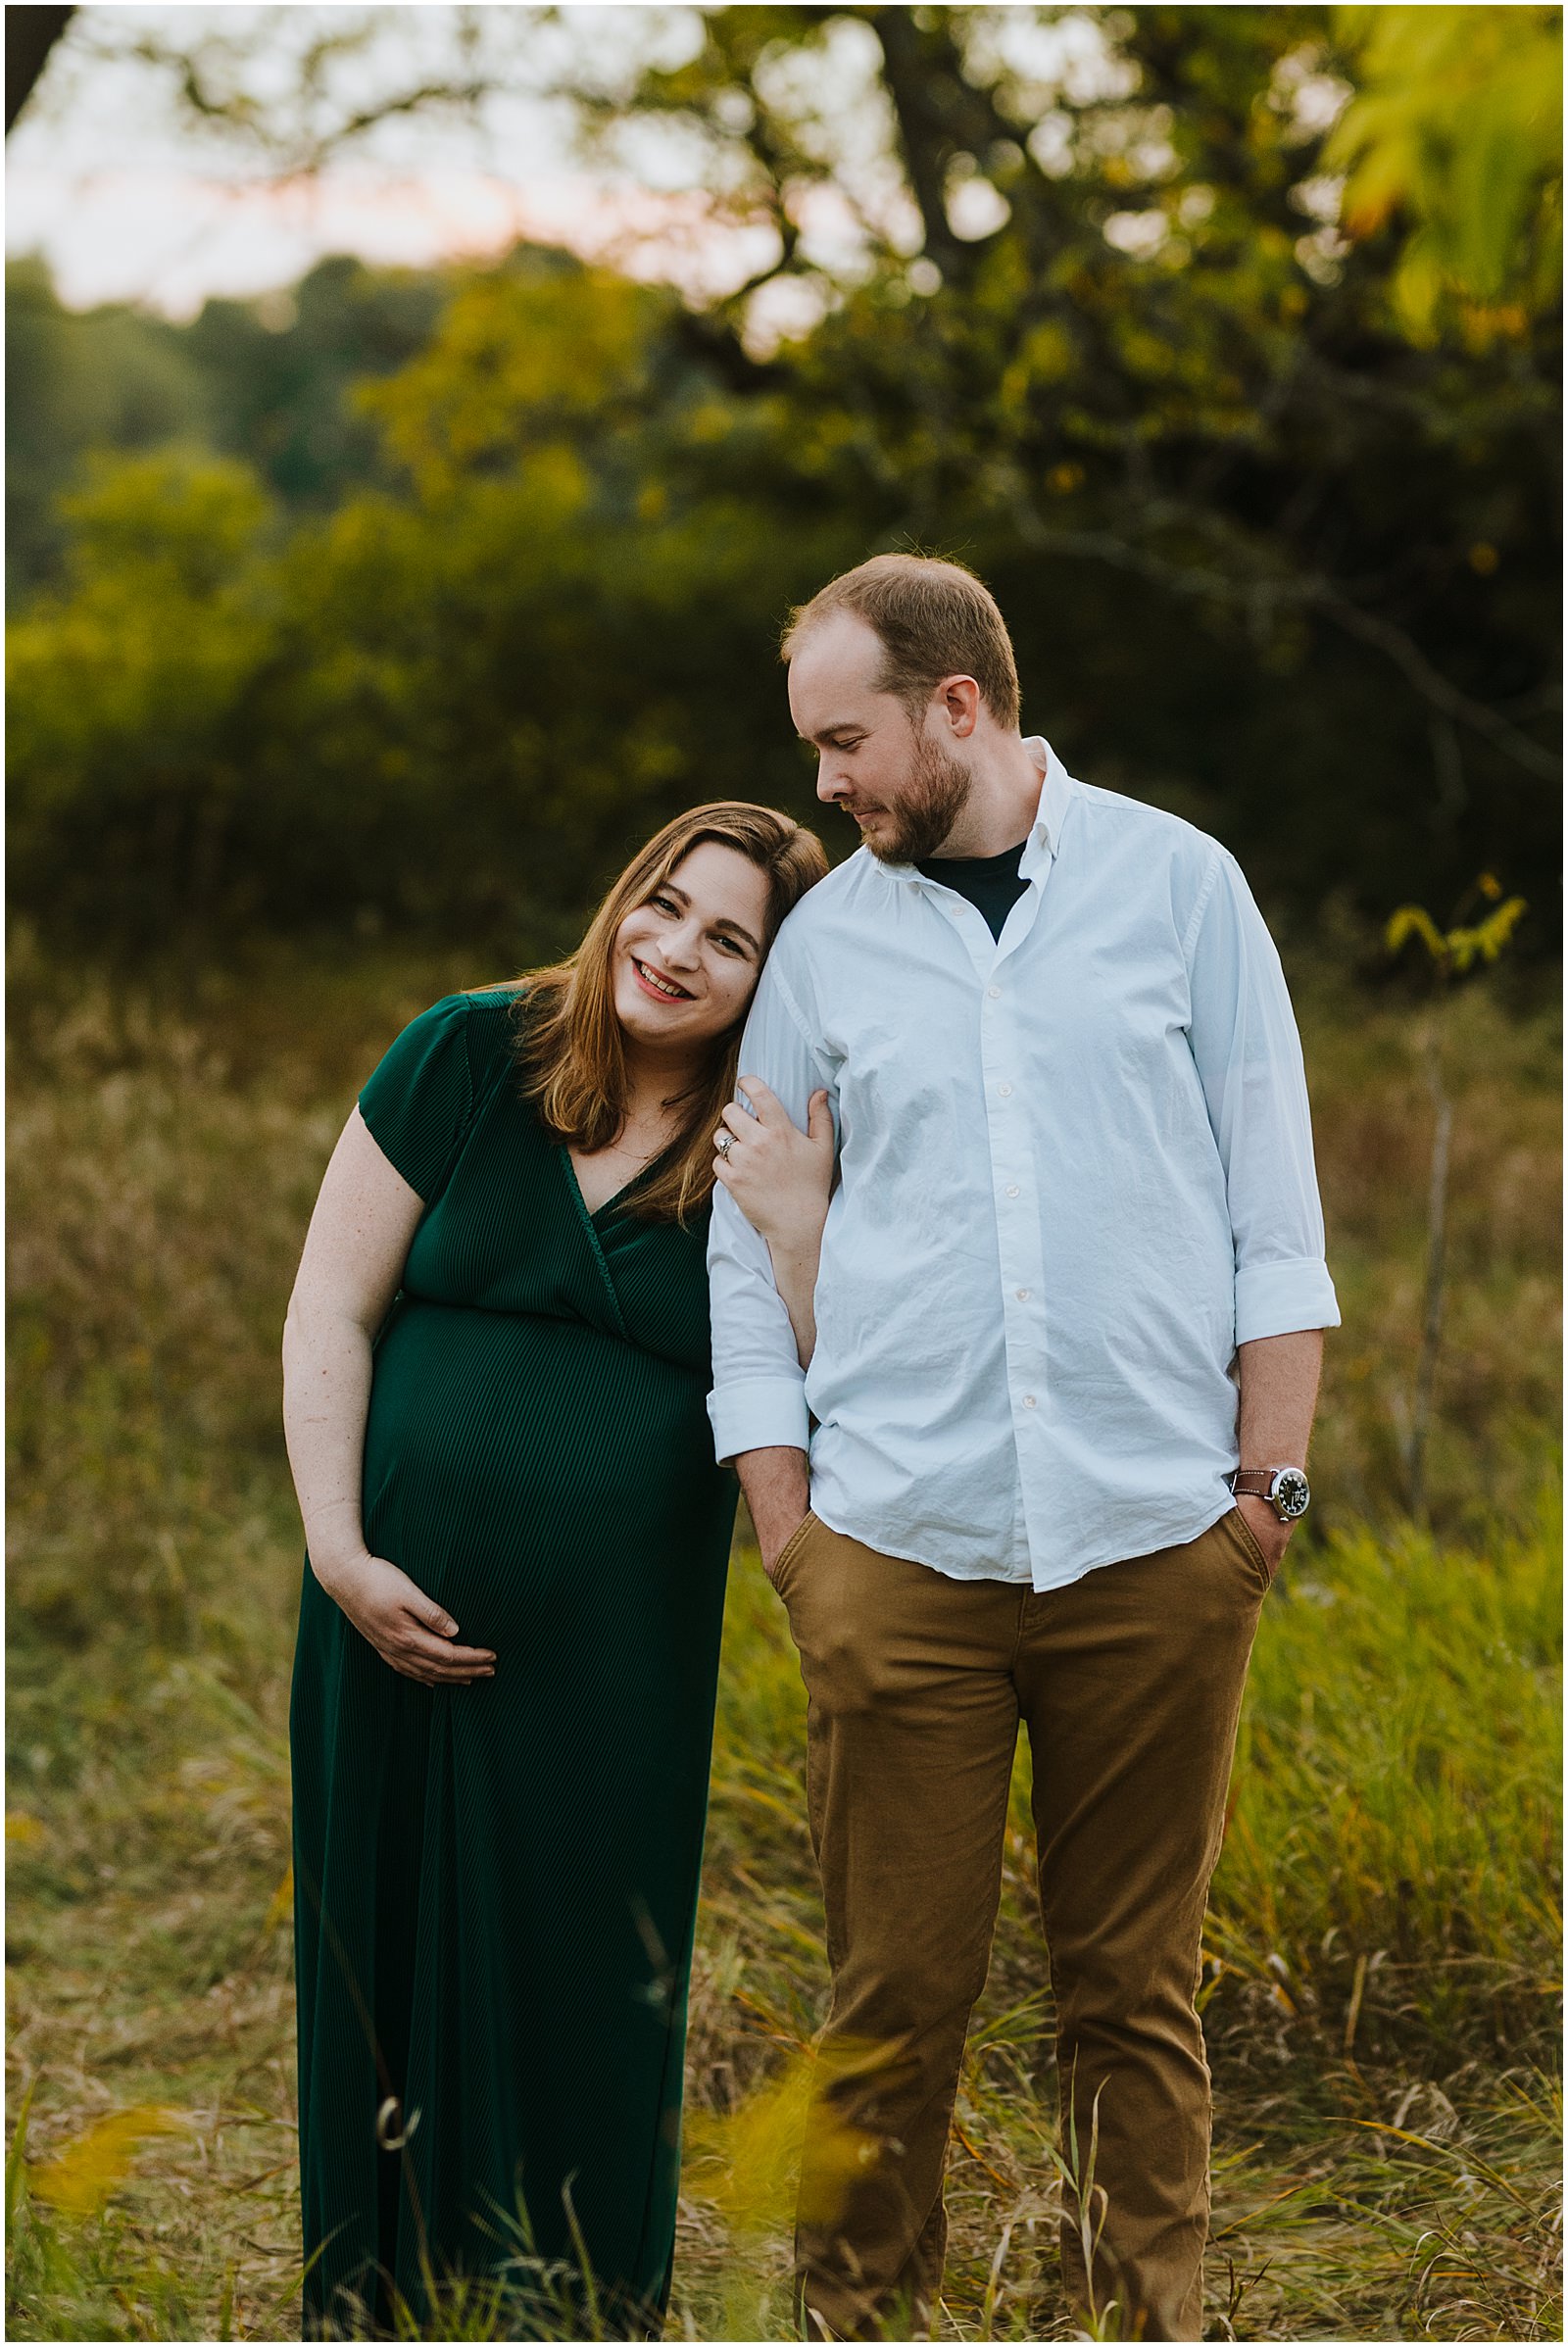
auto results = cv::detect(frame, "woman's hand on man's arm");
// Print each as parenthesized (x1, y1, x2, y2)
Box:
(713, 1079, 835, 1368)
(282, 1107, 496, 1687)
(713, 1079, 834, 1250)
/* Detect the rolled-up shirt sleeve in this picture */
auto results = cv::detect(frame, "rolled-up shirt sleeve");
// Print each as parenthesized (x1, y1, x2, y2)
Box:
(1186, 849, 1342, 1345)
(707, 952, 837, 1464)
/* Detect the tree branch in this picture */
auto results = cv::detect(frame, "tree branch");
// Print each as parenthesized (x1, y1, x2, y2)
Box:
(98, 17, 493, 173)
(1009, 499, 1560, 782)
(1313, 595, 1561, 780)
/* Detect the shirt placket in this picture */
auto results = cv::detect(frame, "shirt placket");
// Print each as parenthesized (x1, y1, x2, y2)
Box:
(921, 864, 1055, 1585)
(979, 957, 1051, 1560)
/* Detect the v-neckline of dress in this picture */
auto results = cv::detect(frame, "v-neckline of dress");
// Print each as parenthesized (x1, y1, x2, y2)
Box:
(559, 1139, 675, 1229)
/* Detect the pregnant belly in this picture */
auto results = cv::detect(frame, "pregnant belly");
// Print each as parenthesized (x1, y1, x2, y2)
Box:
(360, 1299, 723, 1637)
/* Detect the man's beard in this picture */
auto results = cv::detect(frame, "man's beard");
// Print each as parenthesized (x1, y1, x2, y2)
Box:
(858, 732, 974, 863)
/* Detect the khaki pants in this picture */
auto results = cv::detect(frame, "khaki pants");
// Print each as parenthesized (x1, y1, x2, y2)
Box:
(769, 1505, 1272, 2343)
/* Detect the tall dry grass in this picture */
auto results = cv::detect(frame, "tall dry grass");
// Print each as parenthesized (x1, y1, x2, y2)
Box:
(6, 941, 1561, 2340)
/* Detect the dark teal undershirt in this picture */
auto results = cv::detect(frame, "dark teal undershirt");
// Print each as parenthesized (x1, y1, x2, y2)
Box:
(915, 839, 1031, 943)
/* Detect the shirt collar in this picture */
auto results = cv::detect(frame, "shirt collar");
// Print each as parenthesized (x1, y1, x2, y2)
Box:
(1020, 735, 1074, 876)
(880, 734, 1075, 887)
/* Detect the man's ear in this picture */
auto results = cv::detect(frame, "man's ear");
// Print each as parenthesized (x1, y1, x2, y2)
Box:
(938, 675, 981, 738)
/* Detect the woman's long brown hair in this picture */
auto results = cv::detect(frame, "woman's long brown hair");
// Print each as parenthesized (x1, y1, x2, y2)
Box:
(509, 803, 828, 1224)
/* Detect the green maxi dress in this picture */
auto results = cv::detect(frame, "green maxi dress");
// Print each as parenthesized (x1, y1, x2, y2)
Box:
(290, 991, 737, 2336)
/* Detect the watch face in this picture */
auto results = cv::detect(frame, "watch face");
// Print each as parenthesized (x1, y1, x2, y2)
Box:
(1272, 1468, 1310, 1520)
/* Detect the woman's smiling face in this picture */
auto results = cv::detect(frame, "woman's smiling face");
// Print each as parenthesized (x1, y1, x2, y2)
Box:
(612, 840, 773, 1056)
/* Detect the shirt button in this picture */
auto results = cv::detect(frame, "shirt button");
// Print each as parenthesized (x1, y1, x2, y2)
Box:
(1015, 1288, 1030, 1301)
(998, 1083, 1012, 1099)
(1005, 1184, 1020, 1198)
(987, 985, 1001, 1000)
(1023, 1394, 1037, 1408)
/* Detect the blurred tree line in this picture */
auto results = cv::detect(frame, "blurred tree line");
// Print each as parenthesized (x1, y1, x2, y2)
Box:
(6, 3, 1559, 961)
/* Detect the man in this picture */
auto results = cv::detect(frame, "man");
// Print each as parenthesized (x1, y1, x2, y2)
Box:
(707, 554, 1339, 2343)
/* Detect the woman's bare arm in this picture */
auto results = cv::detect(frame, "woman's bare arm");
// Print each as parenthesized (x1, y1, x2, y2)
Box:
(282, 1107, 495, 1685)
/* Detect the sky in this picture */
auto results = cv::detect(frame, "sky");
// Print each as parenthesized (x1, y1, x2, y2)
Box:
(5, 3, 784, 318)
(5, 4, 1141, 333)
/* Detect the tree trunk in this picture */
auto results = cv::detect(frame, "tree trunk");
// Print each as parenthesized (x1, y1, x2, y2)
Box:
(6, 6, 74, 133)
(1407, 1023, 1452, 1521)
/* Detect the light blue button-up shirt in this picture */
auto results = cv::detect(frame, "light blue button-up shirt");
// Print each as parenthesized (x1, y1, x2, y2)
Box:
(707, 739, 1341, 1591)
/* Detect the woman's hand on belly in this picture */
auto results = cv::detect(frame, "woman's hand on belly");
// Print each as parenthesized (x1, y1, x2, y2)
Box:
(313, 1549, 497, 1686)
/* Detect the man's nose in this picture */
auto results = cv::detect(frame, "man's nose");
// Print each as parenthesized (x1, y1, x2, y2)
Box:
(816, 760, 849, 804)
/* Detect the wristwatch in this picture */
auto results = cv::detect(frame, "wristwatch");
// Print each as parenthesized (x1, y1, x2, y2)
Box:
(1230, 1466, 1310, 1523)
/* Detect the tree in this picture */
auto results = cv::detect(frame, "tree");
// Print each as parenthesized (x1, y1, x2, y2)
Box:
(1328, 4, 1561, 341)
(5, 261, 214, 594)
(7, 8, 1558, 951)
(7, 453, 277, 940)
(96, 7, 1560, 791)
(4, 254, 447, 594)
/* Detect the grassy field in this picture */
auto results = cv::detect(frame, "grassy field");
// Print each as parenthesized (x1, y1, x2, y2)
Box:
(6, 939, 1561, 2342)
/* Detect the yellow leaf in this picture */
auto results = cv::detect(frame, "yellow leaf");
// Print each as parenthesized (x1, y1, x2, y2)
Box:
(684, 2043, 883, 2238)
(1385, 905, 1446, 960)
(5, 1812, 44, 1846)
(28, 2107, 191, 2217)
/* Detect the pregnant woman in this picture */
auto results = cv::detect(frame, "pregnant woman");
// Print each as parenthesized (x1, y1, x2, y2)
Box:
(283, 802, 827, 2336)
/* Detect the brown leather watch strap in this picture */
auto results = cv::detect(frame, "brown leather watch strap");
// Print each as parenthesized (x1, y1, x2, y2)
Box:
(1232, 1469, 1278, 1501)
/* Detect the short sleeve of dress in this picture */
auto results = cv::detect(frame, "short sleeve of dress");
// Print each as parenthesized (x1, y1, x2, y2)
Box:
(359, 994, 476, 1203)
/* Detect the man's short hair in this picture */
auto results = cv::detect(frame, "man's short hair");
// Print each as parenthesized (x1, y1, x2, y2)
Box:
(782, 553, 1021, 730)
